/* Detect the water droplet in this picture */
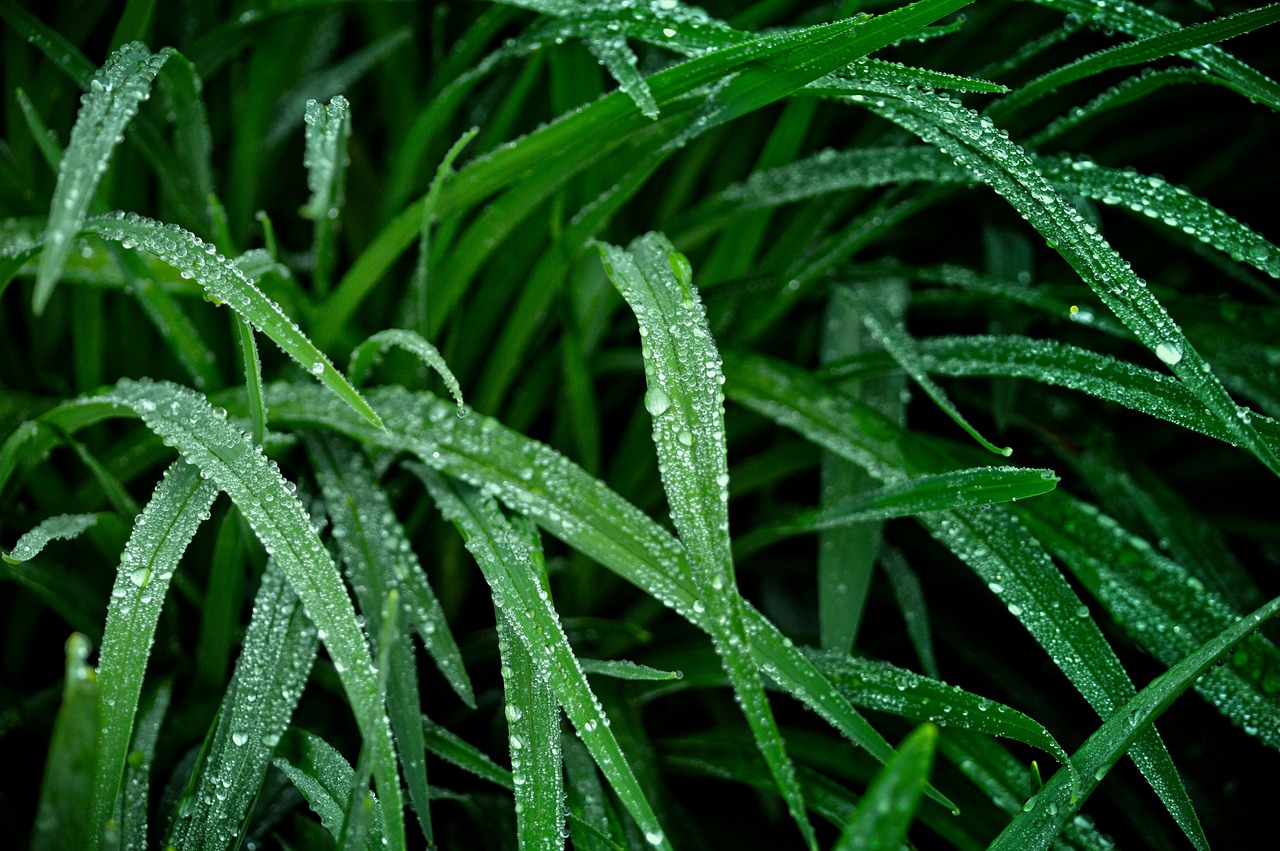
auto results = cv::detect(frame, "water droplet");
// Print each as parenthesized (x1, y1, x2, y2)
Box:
(232, 731, 249, 746)
(1155, 341, 1182, 366)
(310, 361, 325, 375)
(645, 387, 671, 417)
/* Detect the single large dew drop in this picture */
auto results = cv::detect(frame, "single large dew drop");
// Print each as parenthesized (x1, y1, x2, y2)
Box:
(1155, 341, 1182, 366)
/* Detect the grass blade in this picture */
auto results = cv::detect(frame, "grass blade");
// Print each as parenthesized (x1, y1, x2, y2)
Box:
(600, 232, 816, 848)
(81, 212, 383, 429)
(275, 729, 385, 847)
(33, 42, 169, 314)
(417, 469, 671, 850)
(349, 328, 464, 407)
(736, 466, 1059, 557)
(991, 593, 1280, 850)
(422, 715, 514, 791)
(167, 559, 318, 849)
(95, 379, 406, 851)
(833, 724, 936, 851)
(120, 683, 168, 851)
(309, 436, 474, 708)
(90, 460, 218, 851)
(302, 96, 351, 296)
(259, 382, 932, 809)
(3, 513, 98, 564)
(807, 651, 1070, 771)
(33, 634, 100, 851)
(994, 3, 1280, 119)
(495, 570, 567, 851)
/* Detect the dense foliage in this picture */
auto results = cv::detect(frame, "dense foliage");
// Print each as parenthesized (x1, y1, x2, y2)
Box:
(2, 0, 1278, 848)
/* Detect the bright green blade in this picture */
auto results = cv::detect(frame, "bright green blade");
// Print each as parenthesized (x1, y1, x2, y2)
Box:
(33, 42, 169, 314)
(275, 729, 385, 847)
(833, 724, 937, 851)
(600, 232, 816, 848)
(91, 461, 218, 851)
(3, 513, 98, 564)
(80, 212, 383, 429)
(992, 593, 1280, 850)
(167, 560, 319, 849)
(418, 469, 670, 850)
(33, 634, 100, 851)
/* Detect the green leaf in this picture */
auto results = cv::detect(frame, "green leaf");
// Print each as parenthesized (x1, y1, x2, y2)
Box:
(599, 232, 816, 848)
(834, 724, 937, 851)
(807, 652, 1070, 772)
(3, 513, 98, 564)
(92, 379, 406, 851)
(302, 95, 351, 295)
(422, 715, 514, 791)
(994, 3, 1280, 119)
(992, 593, 1280, 850)
(417, 469, 671, 850)
(81, 212, 383, 429)
(259, 382, 932, 810)
(275, 729, 385, 848)
(736, 466, 1059, 557)
(167, 560, 318, 849)
(34, 42, 169, 314)
(579, 659, 683, 682)
(349, 328, 464, 407)
(90, 461, 218, 851)
(33, 634, 100, 851)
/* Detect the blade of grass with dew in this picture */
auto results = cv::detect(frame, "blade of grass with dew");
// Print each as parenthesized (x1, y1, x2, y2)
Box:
(86, 461, 217, 851)
(834, 724, 936, 851)
(1030, 67, 1222, 145)
(31, 41, 169, 314)
(579, 659, 683, 682)
(862, 85, 1279, 481)
(93, 379, 406, 851)
(495, 576, 567, 851)
(422, 715, 514, 791)
(318, 0, 978, 344)
(1022, 0, 1280, 110)
(79, 212, 382, 428)
(308, 435, 474, 707)
(408, 128, 477, 339)
(275, 729, 385, 847)
(911, 335, 1280, 453)
(600, 232, 818, 848)
(33, 634, 99, 851)
(258, 382, 927, 805)
(349, 328, 464, 406)
(1017, 494, 1280, 753)
(120, 682, 168, 851)
(235, 319, 268, 446)
(155, 50, 216, 233)
(340, 590, 398, 851)
(994, 3, 1280, 120)
(167, 559, 318, 848)
(3, 513, 98, 564)
(734, 466, 1060, 557)
(992, 593, 1280, 850)
(440, 1, 981, 357)
(724, 351, 1244, 823)
(938, 730, 1115, 851)
(805, 651, 1071, 769)
(307, 439, 445, 841)
(302, 96, 351, 296)
(843, 288, 1011, 457)
(416, 468, 672, 850)
(563, 735, 628, 851)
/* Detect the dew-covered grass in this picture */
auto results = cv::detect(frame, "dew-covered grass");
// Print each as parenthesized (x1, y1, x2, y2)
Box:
(2, 1, 1278, 848)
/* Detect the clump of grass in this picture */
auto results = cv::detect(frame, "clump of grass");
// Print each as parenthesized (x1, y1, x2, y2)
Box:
(2, 1, 1278, 848)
